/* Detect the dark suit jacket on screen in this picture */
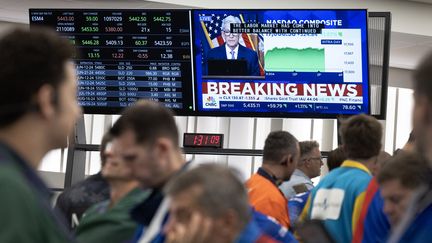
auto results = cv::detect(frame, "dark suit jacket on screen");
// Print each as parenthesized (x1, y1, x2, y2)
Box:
(205, 44, 260, 76)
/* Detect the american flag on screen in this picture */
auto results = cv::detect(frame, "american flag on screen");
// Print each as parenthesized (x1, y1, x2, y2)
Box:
(200, 13, 265, 74)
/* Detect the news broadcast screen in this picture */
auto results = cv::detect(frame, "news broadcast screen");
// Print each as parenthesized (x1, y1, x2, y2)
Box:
(193, 9, 370, 117)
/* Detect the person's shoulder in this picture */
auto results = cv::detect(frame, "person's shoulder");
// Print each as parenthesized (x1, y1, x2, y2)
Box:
(239, 44, 257, 55)
(0, 163, 32, 193)
(0, 164, 40, 215)
(208, 45, 225, 53)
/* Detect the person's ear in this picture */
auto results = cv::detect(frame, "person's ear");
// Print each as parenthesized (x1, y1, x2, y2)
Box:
(35, 84, 56, 119)
(153, 137, 173, 160)
(285, 154, 294, 166)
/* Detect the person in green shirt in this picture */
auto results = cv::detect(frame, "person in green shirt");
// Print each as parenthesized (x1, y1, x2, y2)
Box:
(76, 133, 150, 243)
(0, 28, 82, 242)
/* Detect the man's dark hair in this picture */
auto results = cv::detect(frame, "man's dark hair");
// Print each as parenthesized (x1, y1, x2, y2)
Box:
(100, 132, 113, 167)
(378, 151, 432, 189)
(263, 131, 298, 164)
(110, 100, 179, 146)
(413, 51, 432, 101)
(327, 146, 346, 171)
(299, 141, 320, 159)
(164, 164, 250, 229)
(0, 27, 75, 128)
(340, 114, 382, 160)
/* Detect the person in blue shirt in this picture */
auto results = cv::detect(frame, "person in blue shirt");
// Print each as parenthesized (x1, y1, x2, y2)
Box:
(301, 114, 382, 243)
(377, 152, 432, 243)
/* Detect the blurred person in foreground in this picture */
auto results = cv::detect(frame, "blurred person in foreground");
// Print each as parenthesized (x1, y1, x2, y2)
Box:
(301, 114, 382, 243)
(56, 133, 111, 229)
(110, 100, 190, 242)
(388, 51, 432, 242)
(111, 101, 296, 242)
(246, 131, 300, 229)
(280, 141, 322, 199)
(75, 133, 150, 243)
(378, 152, 431, 229)
(0, 28, 81, 242)
(163, 164, 287, 243)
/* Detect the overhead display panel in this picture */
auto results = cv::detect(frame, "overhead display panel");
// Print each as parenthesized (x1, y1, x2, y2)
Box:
(30, 9, 194, 114)
(192, 9, 370, 117)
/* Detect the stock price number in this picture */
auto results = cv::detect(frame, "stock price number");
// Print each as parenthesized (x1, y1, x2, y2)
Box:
(153, 16, 171, 22)
(342, 105, 357, 110)
(154, 40, 172, 46)
(243, 103, 260, 108)
(160, 53, 173, 59)
(183, 133, 224, 148)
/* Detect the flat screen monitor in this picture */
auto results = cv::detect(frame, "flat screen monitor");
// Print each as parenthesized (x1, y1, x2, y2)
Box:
(29, 9, 194, 114)
(193, 9, 370, 118)
(30, 9, 370, 118)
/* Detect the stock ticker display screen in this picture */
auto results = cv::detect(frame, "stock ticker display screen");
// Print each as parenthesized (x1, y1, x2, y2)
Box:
(30, 9, 194, 114)
(30, 9, 370, 118)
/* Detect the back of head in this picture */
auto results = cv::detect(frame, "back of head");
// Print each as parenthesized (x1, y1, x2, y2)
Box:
(263, 131, 298, 164)
(378, 151, 432, 189)
(340, 114, 382, 160)
(327, 146, 346, 171)
(164, 163, 250, 228)
(110, 100, 179, 146)
(0, 27, 75, 128)
(413, 51, 432, 101)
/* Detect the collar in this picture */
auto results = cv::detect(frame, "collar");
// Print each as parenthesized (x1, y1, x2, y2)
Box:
(341, 160, 371, 175)
(257, 167, 279, 186)
(292, 169, 313, 185)
(235, 217, 262, 243)
(225, 44, 239, 59)
(131, 160, 192, 225)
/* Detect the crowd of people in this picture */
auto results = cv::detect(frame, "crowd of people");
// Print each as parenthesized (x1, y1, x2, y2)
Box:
(1, 27, 432, 243)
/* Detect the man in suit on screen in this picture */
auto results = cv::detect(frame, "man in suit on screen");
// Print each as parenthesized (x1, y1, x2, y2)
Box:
(205, 15, 260, 76)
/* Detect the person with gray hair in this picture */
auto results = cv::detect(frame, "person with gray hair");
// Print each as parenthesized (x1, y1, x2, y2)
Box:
(163, 164, 287, 243)
(205, 15, 260, 76)
(163, 164, 250, 243)
(279, 141, 322, 198)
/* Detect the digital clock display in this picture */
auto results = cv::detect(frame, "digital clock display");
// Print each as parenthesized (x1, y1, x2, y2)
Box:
(183, 133, 223, 148)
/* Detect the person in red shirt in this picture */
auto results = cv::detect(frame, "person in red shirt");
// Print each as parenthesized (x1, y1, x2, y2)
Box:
(246, 131, 300, 229)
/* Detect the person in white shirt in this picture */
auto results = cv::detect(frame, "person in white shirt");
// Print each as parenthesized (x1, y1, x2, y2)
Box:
(279, 141, 322, 198)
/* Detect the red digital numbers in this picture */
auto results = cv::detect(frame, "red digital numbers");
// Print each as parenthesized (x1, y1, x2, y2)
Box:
(193, 135, 203, 146)
(184, 134, 223, 148)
